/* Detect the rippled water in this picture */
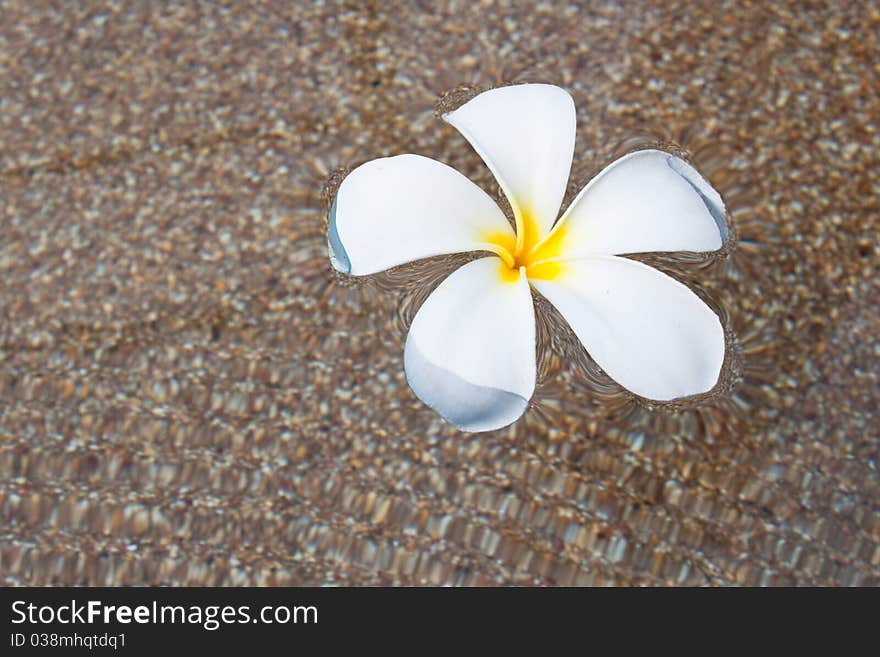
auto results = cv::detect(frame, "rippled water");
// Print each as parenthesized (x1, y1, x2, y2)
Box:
(1, 1, 877, 586)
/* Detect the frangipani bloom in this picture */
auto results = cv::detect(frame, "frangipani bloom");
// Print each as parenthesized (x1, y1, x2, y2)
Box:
(329, 84, 728, 432)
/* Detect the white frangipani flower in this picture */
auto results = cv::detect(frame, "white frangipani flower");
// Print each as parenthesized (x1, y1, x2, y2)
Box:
(329, 84, 728, 432)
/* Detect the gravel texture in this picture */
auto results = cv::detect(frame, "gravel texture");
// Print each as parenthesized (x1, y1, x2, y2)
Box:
(1, 0, 878, 585)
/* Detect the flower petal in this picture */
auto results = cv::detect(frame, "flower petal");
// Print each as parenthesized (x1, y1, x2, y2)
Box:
(443, 84, 576, 244)
(330, 154, 514, 275)
(405, 257, 536, 432)
(531, 255, 724, 400)
(549, 149, 727, 257)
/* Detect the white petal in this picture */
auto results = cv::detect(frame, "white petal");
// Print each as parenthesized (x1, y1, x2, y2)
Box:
(532, 255, 724, 400)
(405, 257, 536, 432)
(551, 149, 727, 257)
(330, 154, 514, 275)
(443, 84, 576, 241)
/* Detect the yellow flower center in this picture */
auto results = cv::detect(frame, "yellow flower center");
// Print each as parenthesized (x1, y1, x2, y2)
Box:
(482, 208, 569, 282)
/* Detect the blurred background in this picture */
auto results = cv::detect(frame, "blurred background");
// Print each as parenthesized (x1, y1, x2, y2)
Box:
(1, 0, 878, 585)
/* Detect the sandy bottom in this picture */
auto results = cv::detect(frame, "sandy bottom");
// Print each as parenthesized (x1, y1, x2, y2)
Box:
(1, 1, 878, 585)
